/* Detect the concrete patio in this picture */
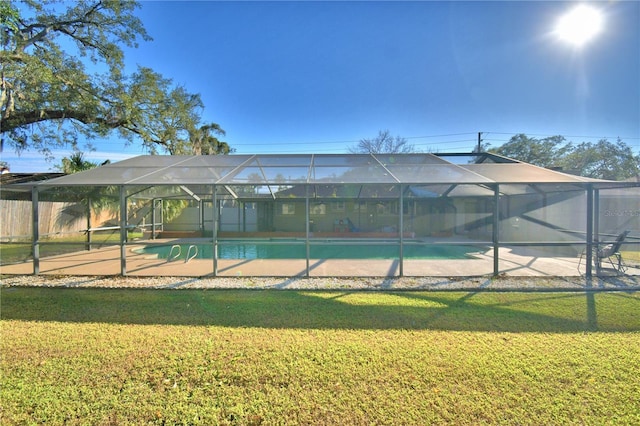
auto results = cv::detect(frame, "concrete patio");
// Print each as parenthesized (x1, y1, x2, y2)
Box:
(2, 239, 637, 278)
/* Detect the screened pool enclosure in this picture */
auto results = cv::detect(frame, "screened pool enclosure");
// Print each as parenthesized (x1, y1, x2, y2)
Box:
(2, 153, 638, 278)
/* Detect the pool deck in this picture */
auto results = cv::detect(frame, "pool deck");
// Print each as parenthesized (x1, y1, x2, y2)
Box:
(2, 239, 637, 278)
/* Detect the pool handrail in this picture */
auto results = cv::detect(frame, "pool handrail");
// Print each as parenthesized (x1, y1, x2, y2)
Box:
(186, 245, 198, 263)
(167, 244, 181, 262)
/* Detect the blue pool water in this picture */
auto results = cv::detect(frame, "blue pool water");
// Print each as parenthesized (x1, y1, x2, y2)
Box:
(134, 242, 479, 260)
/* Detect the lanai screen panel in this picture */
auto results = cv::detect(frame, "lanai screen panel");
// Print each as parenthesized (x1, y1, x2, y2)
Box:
(310, 154, 398, 184)
(130, 155, 252, 185)
(598, 186, 640, 250)
(28, 155, 259, 187)
(219, 155, 311, 185)
(407, 184, 495, 198)
(461, 163, 591, 184)
(376, 153, 494, 184)
(42, 164, 158, 185)
(22, 153, 631, 189)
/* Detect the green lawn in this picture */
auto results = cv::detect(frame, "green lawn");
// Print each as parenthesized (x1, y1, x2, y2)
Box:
(0, 231, 142, 264)
(622, 250, 640, 263)
(1, 287, 639, 425)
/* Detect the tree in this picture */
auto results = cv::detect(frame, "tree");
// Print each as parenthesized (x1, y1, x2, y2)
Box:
(183, 123, 233, 155)
(559, 138, 640, 181)
(349, 130, 415, 154)
(55, 151, 109, 173)
(0, 0, 225, 158)
(489, 134, 639, 180)
(489, 134, 571, 169)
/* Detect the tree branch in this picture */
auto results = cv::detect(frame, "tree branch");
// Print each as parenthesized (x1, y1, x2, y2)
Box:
(18, 1, 112, 53)
(0, 109, 122, 132)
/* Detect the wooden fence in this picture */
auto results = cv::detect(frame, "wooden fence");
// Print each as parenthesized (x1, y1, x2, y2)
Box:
(0, 200, 113, 242)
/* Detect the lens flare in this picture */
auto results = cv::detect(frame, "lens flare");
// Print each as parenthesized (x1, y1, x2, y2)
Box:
(555, 5, 604, 47)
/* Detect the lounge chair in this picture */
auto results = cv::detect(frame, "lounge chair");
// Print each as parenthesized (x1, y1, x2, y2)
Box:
(579, 230, 629, 275)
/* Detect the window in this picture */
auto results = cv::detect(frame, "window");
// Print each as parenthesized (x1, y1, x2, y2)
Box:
(281, 203, 296, 215)
(353, 201, 367, 212)
(310, 203, 326, 215)
(375, 201, 398, 215)
(332, 201, 345, 212)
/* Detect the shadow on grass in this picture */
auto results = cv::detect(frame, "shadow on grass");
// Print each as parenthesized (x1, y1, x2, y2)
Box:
(1, 287, 638, 332)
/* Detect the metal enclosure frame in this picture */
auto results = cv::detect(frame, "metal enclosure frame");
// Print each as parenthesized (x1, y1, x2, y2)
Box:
(5, 153, 638, 278)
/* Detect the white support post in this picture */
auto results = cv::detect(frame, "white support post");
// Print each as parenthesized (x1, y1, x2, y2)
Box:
(31, 186, 40, 275)
(399, 184, 404, 277)
(493, 185, 500, 276)
(212, 186, 218, 276)
(586, 185, 594, 279)
(119, 186, 127, 276)
(305, 185, 310, 277)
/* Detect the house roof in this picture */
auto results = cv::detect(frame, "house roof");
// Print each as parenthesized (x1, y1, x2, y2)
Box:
(0, 172, 66, 185)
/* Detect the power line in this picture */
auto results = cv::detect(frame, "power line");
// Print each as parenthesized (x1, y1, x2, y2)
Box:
(484, 132, 640, 141)
(404, 132, 476, 140)
(77, 130, 639, 154)
(413, 139, 476, 147)
(231, 134, 480, 149)
(88, 129, 638, 146)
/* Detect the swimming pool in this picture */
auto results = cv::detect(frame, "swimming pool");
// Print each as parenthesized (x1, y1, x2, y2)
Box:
(133, 241, 481, 260)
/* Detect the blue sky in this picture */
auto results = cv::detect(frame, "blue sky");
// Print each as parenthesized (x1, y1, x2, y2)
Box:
(4, 0, 639, 172)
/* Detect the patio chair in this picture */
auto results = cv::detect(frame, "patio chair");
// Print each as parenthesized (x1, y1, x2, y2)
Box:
(580, 230, 630, 275)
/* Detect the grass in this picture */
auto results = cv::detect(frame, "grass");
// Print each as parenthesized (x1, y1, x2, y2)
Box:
(1, 287, 639, 425)
(622, 250, 640, 263)
(0, 231, 143, 264)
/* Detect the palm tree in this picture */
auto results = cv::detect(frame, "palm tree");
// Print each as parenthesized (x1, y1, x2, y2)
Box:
(51, 152, 115, 232)
(189, 123, 233, 155)
(56, 152, 105, 173)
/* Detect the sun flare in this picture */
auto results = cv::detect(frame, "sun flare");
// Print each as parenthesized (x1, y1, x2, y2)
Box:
(555, 4, 604, 47)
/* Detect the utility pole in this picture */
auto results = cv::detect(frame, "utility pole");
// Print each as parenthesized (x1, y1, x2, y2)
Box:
(476, 132, 483, 152)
